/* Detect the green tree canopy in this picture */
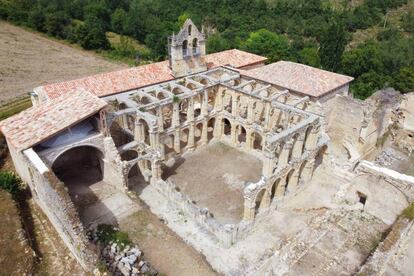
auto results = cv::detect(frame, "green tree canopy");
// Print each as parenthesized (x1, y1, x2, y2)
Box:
(319, 21, 347, 72)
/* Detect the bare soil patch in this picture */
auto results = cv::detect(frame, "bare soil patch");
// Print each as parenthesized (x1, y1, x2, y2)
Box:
(0, 21, 125, 105)
(162, 142, 263, 224)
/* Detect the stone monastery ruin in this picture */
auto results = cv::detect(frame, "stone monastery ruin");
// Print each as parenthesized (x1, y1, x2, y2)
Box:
(2, 19, 414, 275)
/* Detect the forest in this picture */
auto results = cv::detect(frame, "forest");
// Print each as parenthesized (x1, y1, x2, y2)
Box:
(0, 0, 413, 99)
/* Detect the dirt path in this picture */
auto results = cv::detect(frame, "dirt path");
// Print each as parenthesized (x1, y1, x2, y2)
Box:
(119, 198, 217, 276)
(0, 21, 125, 105)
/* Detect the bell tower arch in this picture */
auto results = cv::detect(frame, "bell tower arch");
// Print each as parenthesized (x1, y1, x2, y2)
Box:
(168, 19, 207, 77)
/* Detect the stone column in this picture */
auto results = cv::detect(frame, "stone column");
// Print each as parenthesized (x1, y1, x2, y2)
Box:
(275, 175, 287, 197)
(231, 122, 237, 146)
(149, 129, 159, 150)
(243, 198, 255, 221)
(231, 94, 239, 117)
(301, 160, 315, 184)
(157, 106, 164, 131)
(260, 190, 271, 210)
(283, 111, 292, 129)
(187, 123, 195, 149)
(188, 98, 195, 122)
(134, 120, 144, 142)
(201, 120, 208, 145)
(174, 128, 181, 153)
(292, 133, 305, 159)
(278, 141, 293, 169)
(287, 169, 300, 193)
(202, 91, 208, 117)
(245, 128, 253, 151)
(172, 102, 180, 127)
(151, 160, 162, 181)
(305, 126, 319, 151)
(264, 103, 271, 131)
(214, 115, 223, 138)
(247, 100, 255, 124)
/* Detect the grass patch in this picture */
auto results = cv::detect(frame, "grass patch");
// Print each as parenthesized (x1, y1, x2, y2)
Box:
(0, 97, 32, 121)
(401, 202, 414, 220)
(96, 224, 131, 250)
(0, 171, 23, 196)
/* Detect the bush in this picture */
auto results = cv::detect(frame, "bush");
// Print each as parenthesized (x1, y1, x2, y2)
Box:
(96, 224, 131, 250)
(0, 171, 22, 196)
(401, 203, 414, 220)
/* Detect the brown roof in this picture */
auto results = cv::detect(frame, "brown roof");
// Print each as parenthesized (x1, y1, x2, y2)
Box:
(0, 90, 107, 152)
(37, 49, 267, 100)
(242, 61, 354, 98)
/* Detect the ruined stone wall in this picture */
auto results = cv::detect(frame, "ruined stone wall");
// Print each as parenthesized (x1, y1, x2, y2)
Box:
(8, 144, 98, 271)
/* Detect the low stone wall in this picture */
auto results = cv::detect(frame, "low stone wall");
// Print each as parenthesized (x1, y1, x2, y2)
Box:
(152, 179, 252, 247)
(8, 145, 98, 271)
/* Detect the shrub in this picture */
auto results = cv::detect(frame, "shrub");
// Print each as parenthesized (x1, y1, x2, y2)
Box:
(401, 203, 414, 220)
(96, 224, 131, 250)
(0, 171, 22, 196)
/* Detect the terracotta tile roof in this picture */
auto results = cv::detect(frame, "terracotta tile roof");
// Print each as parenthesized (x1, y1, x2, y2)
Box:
(205, 49, 267, 69)
(0, 90, 107, 152)
(243, 61, 354, 98)
(36, 49, 267, 100)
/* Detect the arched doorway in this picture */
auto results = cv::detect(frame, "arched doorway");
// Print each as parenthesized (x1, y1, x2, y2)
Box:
(127, 162, 147, 193)
(51, 146, 105, 222)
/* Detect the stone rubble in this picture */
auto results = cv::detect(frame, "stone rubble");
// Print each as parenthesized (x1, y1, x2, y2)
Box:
(97, 242, 157, 276)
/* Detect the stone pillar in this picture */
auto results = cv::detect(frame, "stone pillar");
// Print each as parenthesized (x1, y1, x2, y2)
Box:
(135, 121, 144, 142)
(201, 120, 208, 145)
(172, 102, 180, 127)
(149, 129, 159, 150)
(278, 141, 293, 169)
(283, 111, 292, 129)
(202, 91, 208, 117)
(188, 123, 195, 149)
(188, 98, 195, 122)
(151, 160, 162, 181)
(243, 198, 255, 221)
(245, 128, 253, 151)
(215, 88, 224, 111)
(292, 133, 305, 159)
(287, 169, 300, 193)
(247, 100, 255, 124)
(231, 122, 237, 146)
(260, 190, 271, 210)
(262, 157, 274, 178)
(174, 128, 181, 153)
(305, 126, 319, 151)
(157, 106, 164, 131)
(231, 94, 239, 117)
(264, 103, 271, 131)
(214, 115, 223, 138)
(301, 160, 315, 183)
(275, 175, 287, 197)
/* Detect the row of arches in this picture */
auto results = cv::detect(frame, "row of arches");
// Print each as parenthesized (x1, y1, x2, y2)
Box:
(253, 160, 311, 216)
(222, 118, 263, 151)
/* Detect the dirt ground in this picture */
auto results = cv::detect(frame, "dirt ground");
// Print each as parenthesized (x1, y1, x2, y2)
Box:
(163, 142, 263, 224)
(0, 21, 125, 105)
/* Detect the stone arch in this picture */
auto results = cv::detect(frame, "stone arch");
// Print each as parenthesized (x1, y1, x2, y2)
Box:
(232, 79, 241, 87)
(186, 82, 197, 90)
(182, 40, 188, 56)
(120, 150, 138, 161)
(298, 160, 308, 186)
(193, 94, 202, 117)
(179, 98, 189, 123)
(303, 125, 314, 153)
(172, 86, 184, 95)
(109, 120, 133, 147)
(223, 118, 231, 136)
(284, 169, 295, 195)
(199, 78, 208, 86)
(127, 163, 146, 190)
(164, 133, 175, 158)
(252, 132, 263, 151)
(162, 104, 173, 129)
(195, 122, 203, 144)
(156, 90, 169, 100)
(180, 128, 190, 149)
(254, 189, 266, 215)
(139, 95, 152, 105)
(136, 118, 150, 145)
(207, 117, 216, 141)
(270, 178, 280, 201)
(192, 38, 198, 54)
(237, 125, 247, 145)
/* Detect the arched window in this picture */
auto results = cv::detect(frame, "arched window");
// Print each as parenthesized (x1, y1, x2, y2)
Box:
(182, 40, 188, 57)
(192, 38, 198, 55)
(188, 25, 192, 35)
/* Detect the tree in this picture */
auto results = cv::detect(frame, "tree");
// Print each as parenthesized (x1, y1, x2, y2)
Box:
(298, 47, 320, 67)
(341, 41, 383, 78)
(206, 33, 230, 53)
(79, 16, 110, 50)
(111, 8, 127, 33)
(28, 8, 45, 32)
(393, 67, 414, 93)
(240, 29, 291, 63)
(319, 21, 347, 72)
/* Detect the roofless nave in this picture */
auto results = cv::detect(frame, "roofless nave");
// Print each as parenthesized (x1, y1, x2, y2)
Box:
(0, 19, 354, 272)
